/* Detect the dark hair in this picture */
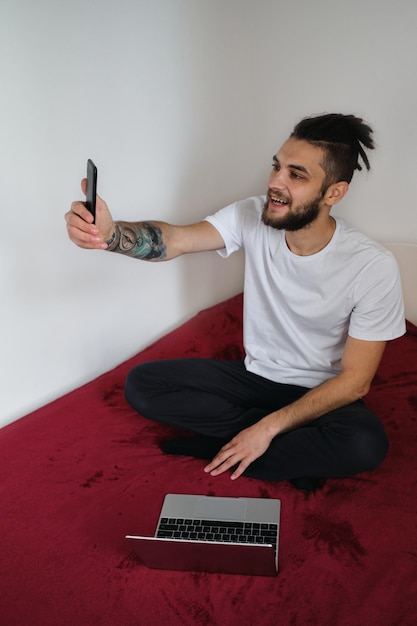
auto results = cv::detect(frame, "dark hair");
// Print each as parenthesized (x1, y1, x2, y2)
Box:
(291, 113, 375, 186)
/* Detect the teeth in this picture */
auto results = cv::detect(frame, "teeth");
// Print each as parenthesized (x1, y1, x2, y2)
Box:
(271, 195, 288, 205)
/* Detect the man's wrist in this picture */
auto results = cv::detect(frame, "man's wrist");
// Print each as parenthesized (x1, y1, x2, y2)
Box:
(260, 411, 284, 438)
(105, 223, 120, 251)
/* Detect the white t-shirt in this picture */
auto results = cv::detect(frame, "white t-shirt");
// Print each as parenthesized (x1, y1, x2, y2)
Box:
(205, 195, 405, 388)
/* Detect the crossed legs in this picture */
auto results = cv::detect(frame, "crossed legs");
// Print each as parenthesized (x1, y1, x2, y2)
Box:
(124, 359, 388, 483)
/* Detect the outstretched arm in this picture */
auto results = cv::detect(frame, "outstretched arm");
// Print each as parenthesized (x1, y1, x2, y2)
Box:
(65, 178, 225, 260)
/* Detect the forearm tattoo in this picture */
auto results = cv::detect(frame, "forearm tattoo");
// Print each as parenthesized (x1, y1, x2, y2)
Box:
(106, 221, 167, 260)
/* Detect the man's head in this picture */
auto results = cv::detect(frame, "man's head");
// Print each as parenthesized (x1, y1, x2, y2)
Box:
(262, 113, 375, 231)
(291, 112, 375, 188)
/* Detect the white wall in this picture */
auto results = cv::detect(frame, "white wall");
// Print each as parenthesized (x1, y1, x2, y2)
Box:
(1, 0, 416, 427)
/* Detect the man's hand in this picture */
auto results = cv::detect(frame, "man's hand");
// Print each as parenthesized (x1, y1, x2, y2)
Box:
(203, 335, 387, 481)
(204, 420, 275, 480)
(65, 179, 115, 249)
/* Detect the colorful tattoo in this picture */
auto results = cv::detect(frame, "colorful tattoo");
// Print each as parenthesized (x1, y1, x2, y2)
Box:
(106, 222, 167, 260)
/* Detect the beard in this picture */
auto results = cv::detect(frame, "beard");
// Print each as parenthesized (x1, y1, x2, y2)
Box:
(262, 191, 323, 231)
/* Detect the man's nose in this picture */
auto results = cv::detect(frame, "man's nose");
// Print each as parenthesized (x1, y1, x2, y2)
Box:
(269, 169, 286, 189)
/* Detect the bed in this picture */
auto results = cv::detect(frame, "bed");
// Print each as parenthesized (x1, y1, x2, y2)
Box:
(0, 244, 416, 626)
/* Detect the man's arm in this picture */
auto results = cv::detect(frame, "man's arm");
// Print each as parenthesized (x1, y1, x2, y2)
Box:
(103, 220, 225, 261)
(65, 179, 225, 259)
(204, 336, 387, 479)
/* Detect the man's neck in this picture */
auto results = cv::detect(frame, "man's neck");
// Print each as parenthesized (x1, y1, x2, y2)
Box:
(285, 214, 336, 256)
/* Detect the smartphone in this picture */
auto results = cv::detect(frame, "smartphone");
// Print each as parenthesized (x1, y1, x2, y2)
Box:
(85, 159, 97, 222)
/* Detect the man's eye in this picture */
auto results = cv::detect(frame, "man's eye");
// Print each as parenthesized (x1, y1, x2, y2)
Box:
(290, 171, 304, 179)
(271, 163, 279, 171)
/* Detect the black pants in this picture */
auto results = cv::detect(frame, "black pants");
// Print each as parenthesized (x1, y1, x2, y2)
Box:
(124, 359, 388, 481)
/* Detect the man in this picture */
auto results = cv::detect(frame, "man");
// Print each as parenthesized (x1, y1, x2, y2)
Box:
(66, 113, 405, 490)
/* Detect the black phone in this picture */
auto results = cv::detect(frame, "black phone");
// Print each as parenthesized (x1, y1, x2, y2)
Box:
(85, 159, 97, 222)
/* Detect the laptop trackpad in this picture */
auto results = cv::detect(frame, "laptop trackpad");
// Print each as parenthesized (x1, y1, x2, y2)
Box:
(194, 496, 247, 521)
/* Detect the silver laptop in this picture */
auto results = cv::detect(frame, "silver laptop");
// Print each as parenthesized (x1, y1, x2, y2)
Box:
(126, 493, 281, 576)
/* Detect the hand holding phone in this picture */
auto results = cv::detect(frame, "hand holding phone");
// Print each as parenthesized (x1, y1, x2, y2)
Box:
(85, 159, 97, 222)
(65, 161, 116, 250)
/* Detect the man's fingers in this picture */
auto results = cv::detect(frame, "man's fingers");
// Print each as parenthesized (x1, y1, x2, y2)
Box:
(65, 203, 108, 249)
(230, 460, 250, 480)
(204, 447, 236, 475)
(205, 452, 250, 480)
(66, 224, 105, 248)
(204, 442, 254, 479)
(67, 200, 95, 224)
(203, 424, 272, 480)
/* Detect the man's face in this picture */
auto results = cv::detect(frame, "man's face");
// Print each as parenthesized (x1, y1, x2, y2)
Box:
(262, 137, 328, 231)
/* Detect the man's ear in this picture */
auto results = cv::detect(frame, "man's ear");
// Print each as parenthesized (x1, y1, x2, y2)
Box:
(324, 181, 349, 207)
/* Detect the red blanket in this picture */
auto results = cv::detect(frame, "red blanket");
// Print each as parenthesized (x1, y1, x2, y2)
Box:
(1, 294, 416, 626)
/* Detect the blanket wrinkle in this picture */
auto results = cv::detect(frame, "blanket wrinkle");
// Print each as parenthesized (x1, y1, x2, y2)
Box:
(302, 512, 366, 565)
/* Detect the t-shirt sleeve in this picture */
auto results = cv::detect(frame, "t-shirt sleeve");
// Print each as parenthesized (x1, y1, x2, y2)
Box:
(204, 202, 243, 258)
(204, 196, 264, 258)
(348, 252, 406, 341)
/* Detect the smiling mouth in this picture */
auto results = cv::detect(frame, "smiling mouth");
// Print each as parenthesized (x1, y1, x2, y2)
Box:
(268, 192, 290, 209)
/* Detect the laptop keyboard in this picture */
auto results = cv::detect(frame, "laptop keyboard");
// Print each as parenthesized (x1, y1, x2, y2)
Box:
(156, 518, 278, 554)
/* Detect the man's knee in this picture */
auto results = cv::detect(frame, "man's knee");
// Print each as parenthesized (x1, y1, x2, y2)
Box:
(334, 411, 389, 474)
(124, 363, 153, 416)
(327, 404, 389, 474)
(353, 421, 389, 472)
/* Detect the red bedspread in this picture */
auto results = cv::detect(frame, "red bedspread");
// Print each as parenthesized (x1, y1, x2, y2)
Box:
(1, 294, 416, 626)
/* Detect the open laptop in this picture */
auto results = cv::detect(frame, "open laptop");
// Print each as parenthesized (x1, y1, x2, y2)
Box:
(126, 493, 281, 576)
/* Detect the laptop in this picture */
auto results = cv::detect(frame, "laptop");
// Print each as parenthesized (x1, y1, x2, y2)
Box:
(126, 493, 281, 576)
